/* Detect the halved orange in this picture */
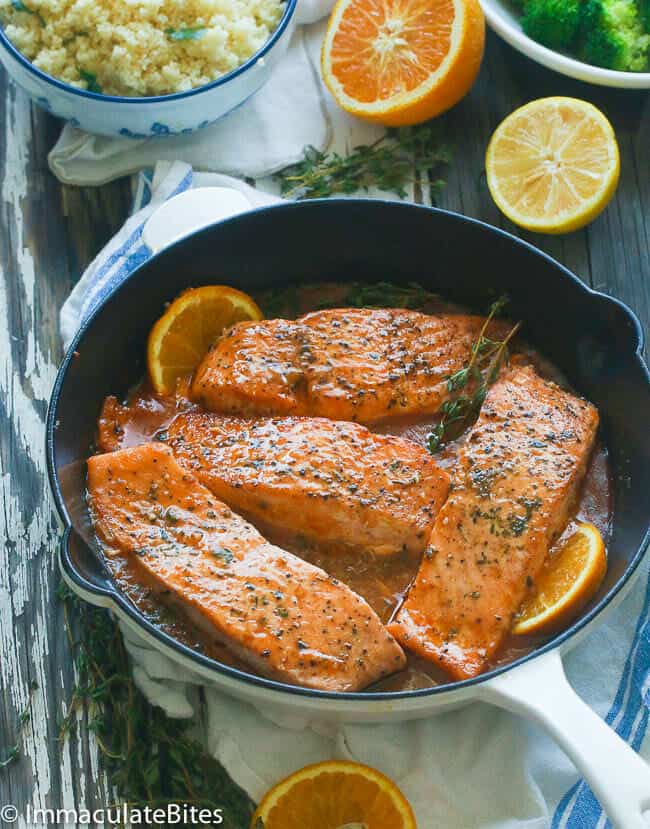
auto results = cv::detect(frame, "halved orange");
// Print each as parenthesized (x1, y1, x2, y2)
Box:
(513, 522, 607, 636)
(147, 285, 262, 395)
(251, 760, 417, 829)
(321, 0, 485, 125)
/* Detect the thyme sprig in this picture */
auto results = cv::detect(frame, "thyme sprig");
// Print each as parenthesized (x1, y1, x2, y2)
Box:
(427, 296, 522, 453)
(261, 280, 440, 318)
(340, 281, 441, 310)
(275, 123, 452, 200)
(0, 681, 38, 770)
(58, 585, 253, 828)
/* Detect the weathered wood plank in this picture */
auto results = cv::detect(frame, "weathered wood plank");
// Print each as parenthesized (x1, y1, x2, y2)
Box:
(590, 107, 650, 338)
(0, 76, 130, 824)
(438, 33, 650, 308)
(0, 28, 648, 823)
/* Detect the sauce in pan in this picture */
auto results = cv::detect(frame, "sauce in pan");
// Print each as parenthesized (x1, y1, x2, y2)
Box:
(93, 283, 613, 691)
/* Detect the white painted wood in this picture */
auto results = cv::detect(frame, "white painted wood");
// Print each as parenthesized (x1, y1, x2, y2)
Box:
(0, 80, 111, 825)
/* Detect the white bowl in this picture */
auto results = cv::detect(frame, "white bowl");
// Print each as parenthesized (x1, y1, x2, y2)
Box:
(481, 0, 650, 88)
(0, 0, 297, 137)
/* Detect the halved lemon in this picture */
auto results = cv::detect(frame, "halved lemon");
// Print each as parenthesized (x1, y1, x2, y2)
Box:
(321, 0, 485, 126)
(251, 760, 417, 829)
(147, 285, 262, 395)
(513, 522, 607, 636)
(485, 97, 620, 234)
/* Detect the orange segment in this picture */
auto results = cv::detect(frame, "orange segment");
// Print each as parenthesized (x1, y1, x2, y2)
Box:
(251, 760, 417, 829)
(147, 285, 262, 395)
(321, 0, 484, 125)
(513, 522, 607, 636)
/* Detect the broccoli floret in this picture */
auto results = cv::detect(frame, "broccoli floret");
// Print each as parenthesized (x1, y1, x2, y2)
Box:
(579, 0, 650, 70)
(636, 0, 650, 32)
(522, 0, 582, 50)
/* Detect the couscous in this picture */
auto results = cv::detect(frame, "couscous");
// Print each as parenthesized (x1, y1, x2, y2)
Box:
(0, 0, 286, 96)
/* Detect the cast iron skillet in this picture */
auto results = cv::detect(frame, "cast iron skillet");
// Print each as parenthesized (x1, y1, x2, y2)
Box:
(46, 199, 650, 826)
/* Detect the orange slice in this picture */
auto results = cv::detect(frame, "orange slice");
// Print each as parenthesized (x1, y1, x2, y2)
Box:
(321, 0, 485, 126)
(251, 760, 417, 829)
(485, 97, 620, 234)
(147, 285, 262, 395)
(513, 522, 607, 636)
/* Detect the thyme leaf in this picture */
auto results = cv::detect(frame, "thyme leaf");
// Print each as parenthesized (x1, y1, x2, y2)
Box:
(261, 280, 441, 317)
(340, 281, 441, 310)
(275, 122, 452, 200)
(11, 1, 46, 25)
(427, 295, 522, 453)
(166, 26, 208, 40)
(79, 68, 102, 94)
(0, 681, 38, 770)
(213, 547, 234, 564)
(58, 584, 254, 827)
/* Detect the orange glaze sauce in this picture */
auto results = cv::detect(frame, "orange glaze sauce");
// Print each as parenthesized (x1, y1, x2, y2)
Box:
(93, 283, 613, 690)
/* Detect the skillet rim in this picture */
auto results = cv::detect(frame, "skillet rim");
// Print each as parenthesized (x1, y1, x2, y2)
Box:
(46, 198, 650, 702)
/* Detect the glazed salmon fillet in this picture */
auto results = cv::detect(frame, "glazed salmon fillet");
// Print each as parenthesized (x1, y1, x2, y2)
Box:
(87, 443, 406, 691)
(162, 412, 450, 557)
(389, 364, 599, 680)
(191, 308, 510, 423)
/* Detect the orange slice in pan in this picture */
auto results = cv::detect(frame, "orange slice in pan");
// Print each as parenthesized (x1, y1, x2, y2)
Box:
(513, 522, 607, 636)
(147, 285, 262, 395)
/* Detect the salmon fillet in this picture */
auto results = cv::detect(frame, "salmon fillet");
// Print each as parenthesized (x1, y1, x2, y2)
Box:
(191, 308, 510, 423)
(161, 412, 450, 557)
(87, 443, 406, 691)
(389, 364, 599, 680)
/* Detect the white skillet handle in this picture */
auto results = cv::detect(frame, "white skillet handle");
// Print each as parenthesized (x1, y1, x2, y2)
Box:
(142, 186, 254, 254)
(479, 649, 650, 829)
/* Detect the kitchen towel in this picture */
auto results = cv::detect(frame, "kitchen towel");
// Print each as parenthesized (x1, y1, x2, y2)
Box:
(48, 11, 361, 187)
(61, 161, 650, 829)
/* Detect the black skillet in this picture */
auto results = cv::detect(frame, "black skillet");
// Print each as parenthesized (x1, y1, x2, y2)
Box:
(46, 199, 650, 826)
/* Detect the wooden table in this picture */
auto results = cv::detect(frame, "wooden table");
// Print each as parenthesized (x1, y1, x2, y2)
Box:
(1, 29, 648, 823)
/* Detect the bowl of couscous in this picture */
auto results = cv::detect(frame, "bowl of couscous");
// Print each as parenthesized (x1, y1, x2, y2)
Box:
(0, 0, 297, 136)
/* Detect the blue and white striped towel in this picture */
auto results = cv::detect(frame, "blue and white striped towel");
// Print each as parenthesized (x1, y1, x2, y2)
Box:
(61, 160, 650, 829)
(60, 162, 281, 347)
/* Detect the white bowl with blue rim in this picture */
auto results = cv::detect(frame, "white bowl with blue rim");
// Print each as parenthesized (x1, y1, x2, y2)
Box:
(0, 0, 297, 137)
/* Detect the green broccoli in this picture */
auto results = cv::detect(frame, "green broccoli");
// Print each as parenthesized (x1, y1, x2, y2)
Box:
(579, 0, 650, 71)
(636, 0, 650, 32)
(522, 0, 582, 50)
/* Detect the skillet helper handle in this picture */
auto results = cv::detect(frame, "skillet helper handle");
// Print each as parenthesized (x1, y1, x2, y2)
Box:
(479, 648, 650, 829)
(142, 186, 254, 254)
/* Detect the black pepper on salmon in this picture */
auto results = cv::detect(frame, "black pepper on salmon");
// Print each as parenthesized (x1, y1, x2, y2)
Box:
(191, 308, 511, 423)
(161, 412, 451, 557)
(87, 442, 406, 691)
(389, 364, 599, 680)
